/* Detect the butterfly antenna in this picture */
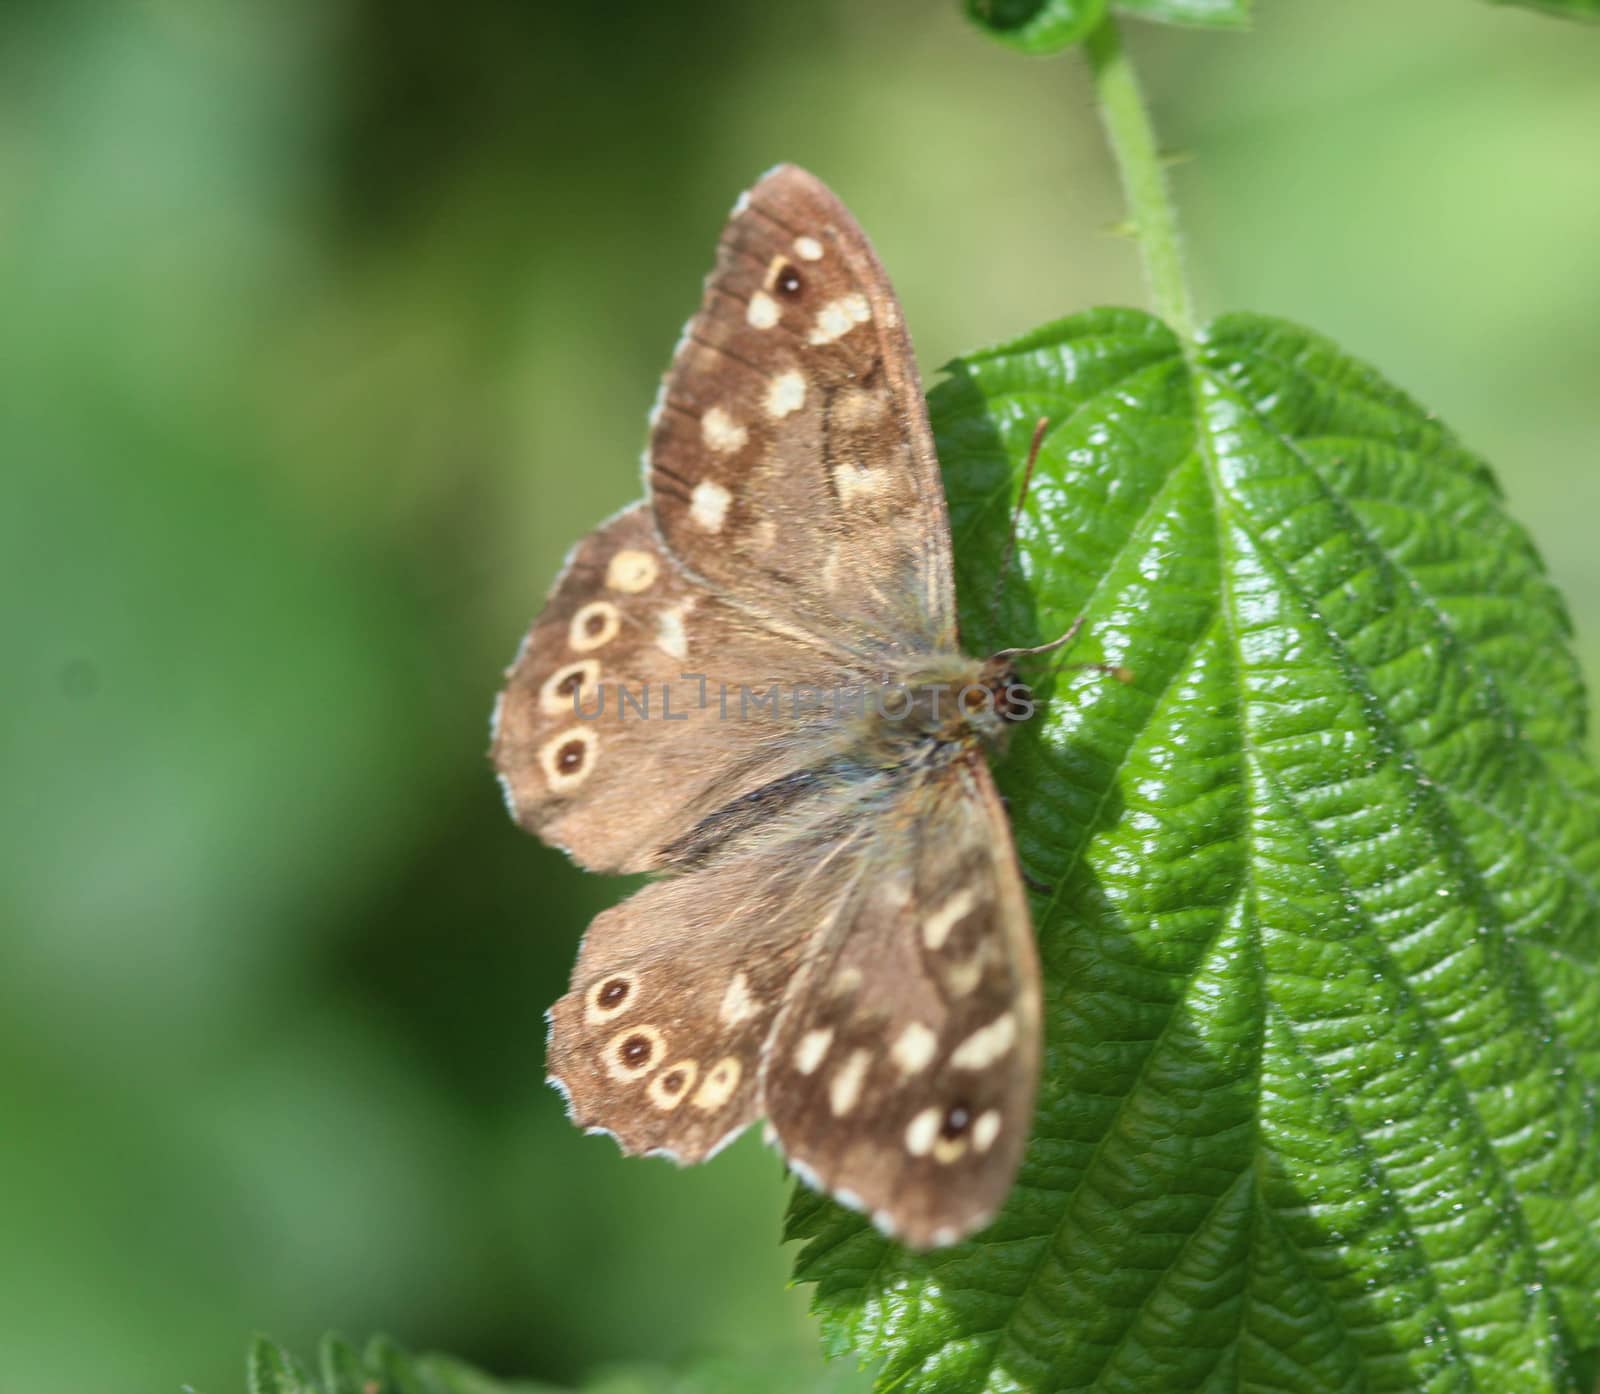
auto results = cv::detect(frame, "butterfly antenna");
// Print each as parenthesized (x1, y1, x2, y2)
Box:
(988, 416, 1050, 628)
(993, 615, 1083, 662)
(987, 417, 1135, 688)
(994, 616, 1136, 685)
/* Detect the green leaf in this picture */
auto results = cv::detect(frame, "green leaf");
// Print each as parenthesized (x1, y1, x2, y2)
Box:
(319, 1335, 367, 1394)
(411, 1354, 563, 1394)
(1484, 0, 1600, 22)
(241, 1335, 559, 1394)
(248, 1338, 315, 1394)
(791, 309, 1600, 1392)
(237, 1338, 861, 1394)
(366, 1335, 430, 1394)
(963, 0, 1109, 54)
(583, 1358, 871, 1394)
(1114, 0, 1252, 27)
(963, 0, 1252, 46)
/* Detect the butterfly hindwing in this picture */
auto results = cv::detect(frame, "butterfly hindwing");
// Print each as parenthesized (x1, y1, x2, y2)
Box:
(545, 799, 877, 1163)
(546, 756, 1041, 1246)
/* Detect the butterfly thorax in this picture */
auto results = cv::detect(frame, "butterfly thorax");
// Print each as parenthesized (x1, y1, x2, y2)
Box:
(854, 651, 1026, 768)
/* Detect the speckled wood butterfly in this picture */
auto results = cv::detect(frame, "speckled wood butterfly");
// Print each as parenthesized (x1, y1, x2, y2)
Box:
(491, 165, 1048, 1247)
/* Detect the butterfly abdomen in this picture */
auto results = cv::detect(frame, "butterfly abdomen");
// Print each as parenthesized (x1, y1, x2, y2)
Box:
(658, 768, 825, 869)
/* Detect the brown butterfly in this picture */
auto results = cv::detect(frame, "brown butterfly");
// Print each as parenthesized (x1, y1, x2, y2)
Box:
(491, 164, 1051, 1248)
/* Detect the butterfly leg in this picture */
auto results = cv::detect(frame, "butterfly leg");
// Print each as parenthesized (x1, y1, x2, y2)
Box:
(1022, 867, 1054, 896)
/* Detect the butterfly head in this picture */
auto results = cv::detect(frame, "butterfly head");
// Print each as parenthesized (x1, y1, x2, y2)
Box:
(977, 653, 1036, 726)
(865, 653, 1034, 761)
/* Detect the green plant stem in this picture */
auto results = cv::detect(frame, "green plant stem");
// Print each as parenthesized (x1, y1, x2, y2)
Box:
(1084, 17, 1197, 342)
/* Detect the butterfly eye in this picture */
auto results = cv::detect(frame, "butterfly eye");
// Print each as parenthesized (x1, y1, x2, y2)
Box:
(998, 681, 1033, 723)
(775, 264, 804, 297)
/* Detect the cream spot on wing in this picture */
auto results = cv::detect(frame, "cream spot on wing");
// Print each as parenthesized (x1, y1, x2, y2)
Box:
(569, 599, 621, 652)
(540, 659, 601, 716)
(833, 462, 887, 506)
(538, 727, 598, 793)
(647, 1059, 699, 1111)
(950, 1012, 1017, 1070)
(932, 1134, 968, 1165)
(946, 951, 985, 997)
(604, 1024, 664, 1082)
(905, 1106, 941, 1158)
(605, 548, 658, 593)
(701, 406, 748, 454)
(655, 601, 691, 661)
(879, 879, 912, 911)
(808, 292, 871, 345)
(793, 235, 824, 261)
(892, 1022, 939, 1076)
(973, 1109, 1002, 1153)
(690, 479, 731, 532)
(923, 888, 977, 951)
(719, 971, 758, 1026)
(831, 966, 863, 996)
(794, 1027, 834, 1076)
(833, 387, 887, 429)
(746, 290, 780, 329)
(584, 971, 639, 1025)
(829, 1049, 871, 1116)
(691, 1055, 742, 1111)
(765, 369, 806, 419)
(750, 518, 778, 550)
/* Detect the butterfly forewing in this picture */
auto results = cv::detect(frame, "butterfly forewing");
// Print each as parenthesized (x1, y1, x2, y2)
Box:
(762, 756, 1040, 1247)
(646, 164, 956, 657)
(493, 503, 862, 873)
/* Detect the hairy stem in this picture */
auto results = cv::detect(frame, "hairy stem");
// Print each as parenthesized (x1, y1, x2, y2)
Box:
(1084, 16, 1197, 341)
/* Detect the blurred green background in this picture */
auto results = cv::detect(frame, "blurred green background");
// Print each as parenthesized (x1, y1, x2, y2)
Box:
(2, 0, 1596, 1391)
